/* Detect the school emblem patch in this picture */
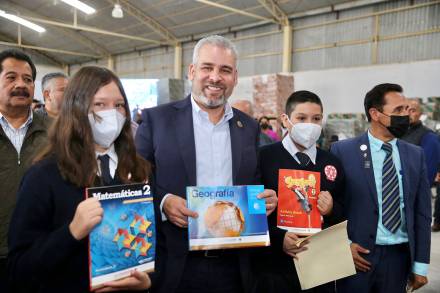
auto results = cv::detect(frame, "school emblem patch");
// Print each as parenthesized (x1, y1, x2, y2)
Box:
(324, 165, 337, 181)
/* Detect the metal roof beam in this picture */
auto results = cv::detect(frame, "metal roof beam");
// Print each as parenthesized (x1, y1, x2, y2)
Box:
(258, 0, 289, 25)
(18, 15, 165, 45)
(107, 0, 179, 45)
(1, 0, 111, 57)
(0, 40, 102, 58)
(0, 32, 64, 66)
(194, 0, 275, 23)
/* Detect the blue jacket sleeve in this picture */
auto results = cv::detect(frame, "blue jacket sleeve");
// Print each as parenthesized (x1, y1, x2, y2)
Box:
(414, 150, 432, 264)
(135, 109, 155, 165)
(420, 132, 440, 186)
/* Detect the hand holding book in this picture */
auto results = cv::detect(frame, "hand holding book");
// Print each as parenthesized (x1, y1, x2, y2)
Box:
(93, 270, 151, 292)
(69, 197, 104, 240)
(317, 191, 333, 216)
(256, 189, 278, 216)
(163, 194, 198, 228)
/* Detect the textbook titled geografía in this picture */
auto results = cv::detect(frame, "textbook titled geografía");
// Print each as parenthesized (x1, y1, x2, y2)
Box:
(277, 169, 322, 235)
(187, 185, 270, 250)
(87, 183, 155, 290)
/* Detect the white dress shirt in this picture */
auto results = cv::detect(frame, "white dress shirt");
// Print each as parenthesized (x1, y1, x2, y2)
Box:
(282, 134, 317, 165)
(95, 144, 118, 179)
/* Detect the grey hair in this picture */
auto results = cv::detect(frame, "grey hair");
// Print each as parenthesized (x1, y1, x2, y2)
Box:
(41, 72, 68, 90)
(192, 35, 238, 65)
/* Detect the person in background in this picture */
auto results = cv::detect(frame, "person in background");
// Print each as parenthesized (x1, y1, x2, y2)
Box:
(231, 99, 274, 146)
(8, 66, 151, 293)
(401, 98, 440, 232)
(0, 49, 49, 293)
(31, 98, 43, 111)
(331, 83, 431, 293)
(434, 169, 440, 232)
(253, 90, 345, 293)
(402, 98, 440, 185)
(37, 72, 68, 119)
(259, 115, 281, 141)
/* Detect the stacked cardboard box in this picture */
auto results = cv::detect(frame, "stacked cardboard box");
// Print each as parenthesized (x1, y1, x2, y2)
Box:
(425, 97, 440, 121)
(323, 113, 368, 149)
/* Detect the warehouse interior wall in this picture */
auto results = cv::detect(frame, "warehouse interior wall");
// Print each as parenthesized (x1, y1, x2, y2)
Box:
(294, 59, 440, 116)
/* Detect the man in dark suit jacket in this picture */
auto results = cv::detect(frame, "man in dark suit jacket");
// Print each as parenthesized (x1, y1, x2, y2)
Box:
(135, 35, 277, 293)
(331, 83, 431, 293)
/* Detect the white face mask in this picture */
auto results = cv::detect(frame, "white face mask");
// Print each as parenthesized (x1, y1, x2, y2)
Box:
(88, 109, 126, 148)
(288, 120, 322, 149)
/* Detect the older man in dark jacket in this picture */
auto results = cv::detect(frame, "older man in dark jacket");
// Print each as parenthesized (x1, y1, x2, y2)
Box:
(0, 49, 48, 293)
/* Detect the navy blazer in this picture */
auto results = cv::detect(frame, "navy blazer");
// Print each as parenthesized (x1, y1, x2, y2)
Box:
(331, 132, 431, 266)
(135, 96, 260, 293)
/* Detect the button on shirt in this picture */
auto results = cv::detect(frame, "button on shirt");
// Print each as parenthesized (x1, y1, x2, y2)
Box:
(368, 131, 428, 276)
(282, 135, 317, 165)
(0, 111, 33, 155)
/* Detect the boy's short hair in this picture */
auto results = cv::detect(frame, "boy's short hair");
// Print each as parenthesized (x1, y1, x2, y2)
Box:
(285, 90, 323, 116)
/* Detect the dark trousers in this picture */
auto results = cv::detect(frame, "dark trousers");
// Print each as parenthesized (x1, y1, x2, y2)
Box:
(0, 257, 11, 293)
(253, 271, 335, 293)
(434, 185, 440, 224)
(176, 251, 243, 293)
(337, 244, 410, 293)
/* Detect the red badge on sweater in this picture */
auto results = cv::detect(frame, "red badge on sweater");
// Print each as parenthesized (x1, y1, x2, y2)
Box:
(324, 165, 337, 181)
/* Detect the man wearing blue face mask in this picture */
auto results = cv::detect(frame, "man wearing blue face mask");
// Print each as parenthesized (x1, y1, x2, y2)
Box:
(331, 83, 431, 292)
(252, 90, 346, 293)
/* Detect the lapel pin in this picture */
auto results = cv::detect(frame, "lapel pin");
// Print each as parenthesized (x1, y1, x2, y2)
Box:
(237, 121, 243, 128)
(360, 144, 367, 151)
(363, 153, 367, 158)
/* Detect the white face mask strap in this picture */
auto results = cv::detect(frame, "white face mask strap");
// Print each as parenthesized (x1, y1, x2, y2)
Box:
(283, 114, 294, 128)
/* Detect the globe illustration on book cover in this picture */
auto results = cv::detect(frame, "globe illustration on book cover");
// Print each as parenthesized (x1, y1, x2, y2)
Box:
(187, 185, 270, 250)
(204, 201, 245, 237)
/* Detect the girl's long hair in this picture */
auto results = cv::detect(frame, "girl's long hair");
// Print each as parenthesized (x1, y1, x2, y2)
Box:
(35, 66, 150, 187)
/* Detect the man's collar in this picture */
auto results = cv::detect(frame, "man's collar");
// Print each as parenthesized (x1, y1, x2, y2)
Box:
(0, 108, 33, 129)
(190, 95, 234, 124)
(282, 135, 317, 165)
(368, 130, 397, 152)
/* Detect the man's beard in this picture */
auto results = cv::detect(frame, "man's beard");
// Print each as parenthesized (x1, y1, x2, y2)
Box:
(195, 93, 227, 109)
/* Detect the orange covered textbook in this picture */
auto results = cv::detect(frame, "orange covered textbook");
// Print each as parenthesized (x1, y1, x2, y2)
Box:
(277, 169, 322, 235)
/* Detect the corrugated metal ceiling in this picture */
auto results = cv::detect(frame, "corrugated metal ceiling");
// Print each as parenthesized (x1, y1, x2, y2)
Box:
(0, 0, 356, 65)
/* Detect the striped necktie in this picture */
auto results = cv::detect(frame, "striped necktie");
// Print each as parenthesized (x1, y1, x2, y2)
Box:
(381, 142, 401, 233)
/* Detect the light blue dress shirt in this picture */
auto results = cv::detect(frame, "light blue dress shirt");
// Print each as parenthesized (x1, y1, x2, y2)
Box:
(368, 131, 428, 276)
(160, 97, 234, 220)
(191, 96, 234, 186)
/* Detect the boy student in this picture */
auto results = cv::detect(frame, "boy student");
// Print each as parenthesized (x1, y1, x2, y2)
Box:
(253, 90, 346, 293)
